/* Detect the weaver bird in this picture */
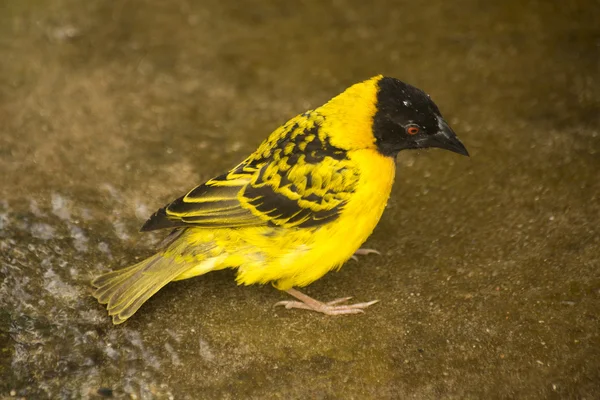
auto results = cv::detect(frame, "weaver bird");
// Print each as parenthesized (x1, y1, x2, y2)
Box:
(92, 75, 468, 324)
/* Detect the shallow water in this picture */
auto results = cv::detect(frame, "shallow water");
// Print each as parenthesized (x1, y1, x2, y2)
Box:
(1, 0, 599, 398)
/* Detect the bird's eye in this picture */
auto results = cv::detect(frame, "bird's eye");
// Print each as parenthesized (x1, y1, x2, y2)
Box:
(406, 125, 420, 135)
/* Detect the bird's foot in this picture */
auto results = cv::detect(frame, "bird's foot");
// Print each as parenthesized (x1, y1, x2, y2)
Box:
(351, 248, 380, 261)
(275, 288, 379, 315)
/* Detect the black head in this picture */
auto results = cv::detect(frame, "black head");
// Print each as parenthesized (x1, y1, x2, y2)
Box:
(372, 77, 469, 157)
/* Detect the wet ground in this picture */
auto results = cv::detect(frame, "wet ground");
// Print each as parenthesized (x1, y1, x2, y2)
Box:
(1, 0, 599, 398)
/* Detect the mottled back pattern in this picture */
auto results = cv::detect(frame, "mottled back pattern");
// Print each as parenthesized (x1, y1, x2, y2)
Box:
(141, 111, 360, 231)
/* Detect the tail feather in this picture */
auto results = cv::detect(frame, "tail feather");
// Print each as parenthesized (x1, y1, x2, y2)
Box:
(92, 253, 193, 324)
(93, 263, 148, 304)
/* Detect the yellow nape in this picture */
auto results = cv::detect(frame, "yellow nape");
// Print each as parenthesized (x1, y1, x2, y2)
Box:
(319, 75, 383, 151)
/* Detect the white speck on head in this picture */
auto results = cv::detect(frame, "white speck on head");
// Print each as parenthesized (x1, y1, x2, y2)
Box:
(436, 115, 448, 133)
(403, 100, 411, 107)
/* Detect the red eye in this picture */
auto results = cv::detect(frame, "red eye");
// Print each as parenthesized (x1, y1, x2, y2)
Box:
(406, 125, 420, 135)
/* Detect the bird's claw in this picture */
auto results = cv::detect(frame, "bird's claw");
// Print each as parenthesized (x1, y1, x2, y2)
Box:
(351, 248, 381, 261)
(275, 297, 380, 315)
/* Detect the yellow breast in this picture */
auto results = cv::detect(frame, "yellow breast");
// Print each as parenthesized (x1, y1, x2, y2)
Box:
(232, 149, 396, 289)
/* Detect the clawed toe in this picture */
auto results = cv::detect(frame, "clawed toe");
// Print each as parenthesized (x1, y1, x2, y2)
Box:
(354, 248, 381, 256)
(274, 300, 313, 310)
(275, 288, 379, 316)
(325, 296, 353, 306)
(351, 248, 381, 261)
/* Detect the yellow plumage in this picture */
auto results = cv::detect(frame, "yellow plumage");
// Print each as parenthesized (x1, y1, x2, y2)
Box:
(92, 75, 468, 324)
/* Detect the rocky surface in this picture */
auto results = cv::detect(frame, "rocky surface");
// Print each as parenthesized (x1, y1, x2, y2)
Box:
(1, 0, 598, 398)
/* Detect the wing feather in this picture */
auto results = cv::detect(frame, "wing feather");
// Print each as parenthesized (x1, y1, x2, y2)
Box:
(140, 111, 359, 232)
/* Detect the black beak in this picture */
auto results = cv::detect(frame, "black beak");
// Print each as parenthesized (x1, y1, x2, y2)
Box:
(428, 118, 469, 156)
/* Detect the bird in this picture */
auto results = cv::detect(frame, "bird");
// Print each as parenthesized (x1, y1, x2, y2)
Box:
(92, 75, 469, 324)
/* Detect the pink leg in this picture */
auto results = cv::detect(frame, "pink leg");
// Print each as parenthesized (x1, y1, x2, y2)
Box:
(275, 288, 379, 315)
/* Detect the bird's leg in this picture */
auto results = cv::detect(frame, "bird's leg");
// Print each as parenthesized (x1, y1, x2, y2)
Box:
(351, 248, 380, 261)
(275, 288, 379, 315)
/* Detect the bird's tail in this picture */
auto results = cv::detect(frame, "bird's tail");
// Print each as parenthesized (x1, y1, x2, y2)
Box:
(92, 252, 194, 324)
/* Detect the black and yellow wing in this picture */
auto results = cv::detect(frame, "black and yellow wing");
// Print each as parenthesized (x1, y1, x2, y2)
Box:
(140, 111, 360, 232)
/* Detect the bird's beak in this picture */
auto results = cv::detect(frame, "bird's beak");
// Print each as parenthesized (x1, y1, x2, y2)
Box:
(428, 117, 469, 156)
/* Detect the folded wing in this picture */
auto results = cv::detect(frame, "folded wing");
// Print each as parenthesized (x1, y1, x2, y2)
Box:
(141, 112, 359, 232)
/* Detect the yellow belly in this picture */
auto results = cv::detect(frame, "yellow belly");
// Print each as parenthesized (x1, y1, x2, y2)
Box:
(175, 149, 396, 289)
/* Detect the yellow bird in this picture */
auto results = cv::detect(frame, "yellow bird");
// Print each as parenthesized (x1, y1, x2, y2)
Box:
(92, 75, 468, 324)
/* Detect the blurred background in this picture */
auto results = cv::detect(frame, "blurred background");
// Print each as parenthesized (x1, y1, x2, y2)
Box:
(1, 1, 598, 398)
